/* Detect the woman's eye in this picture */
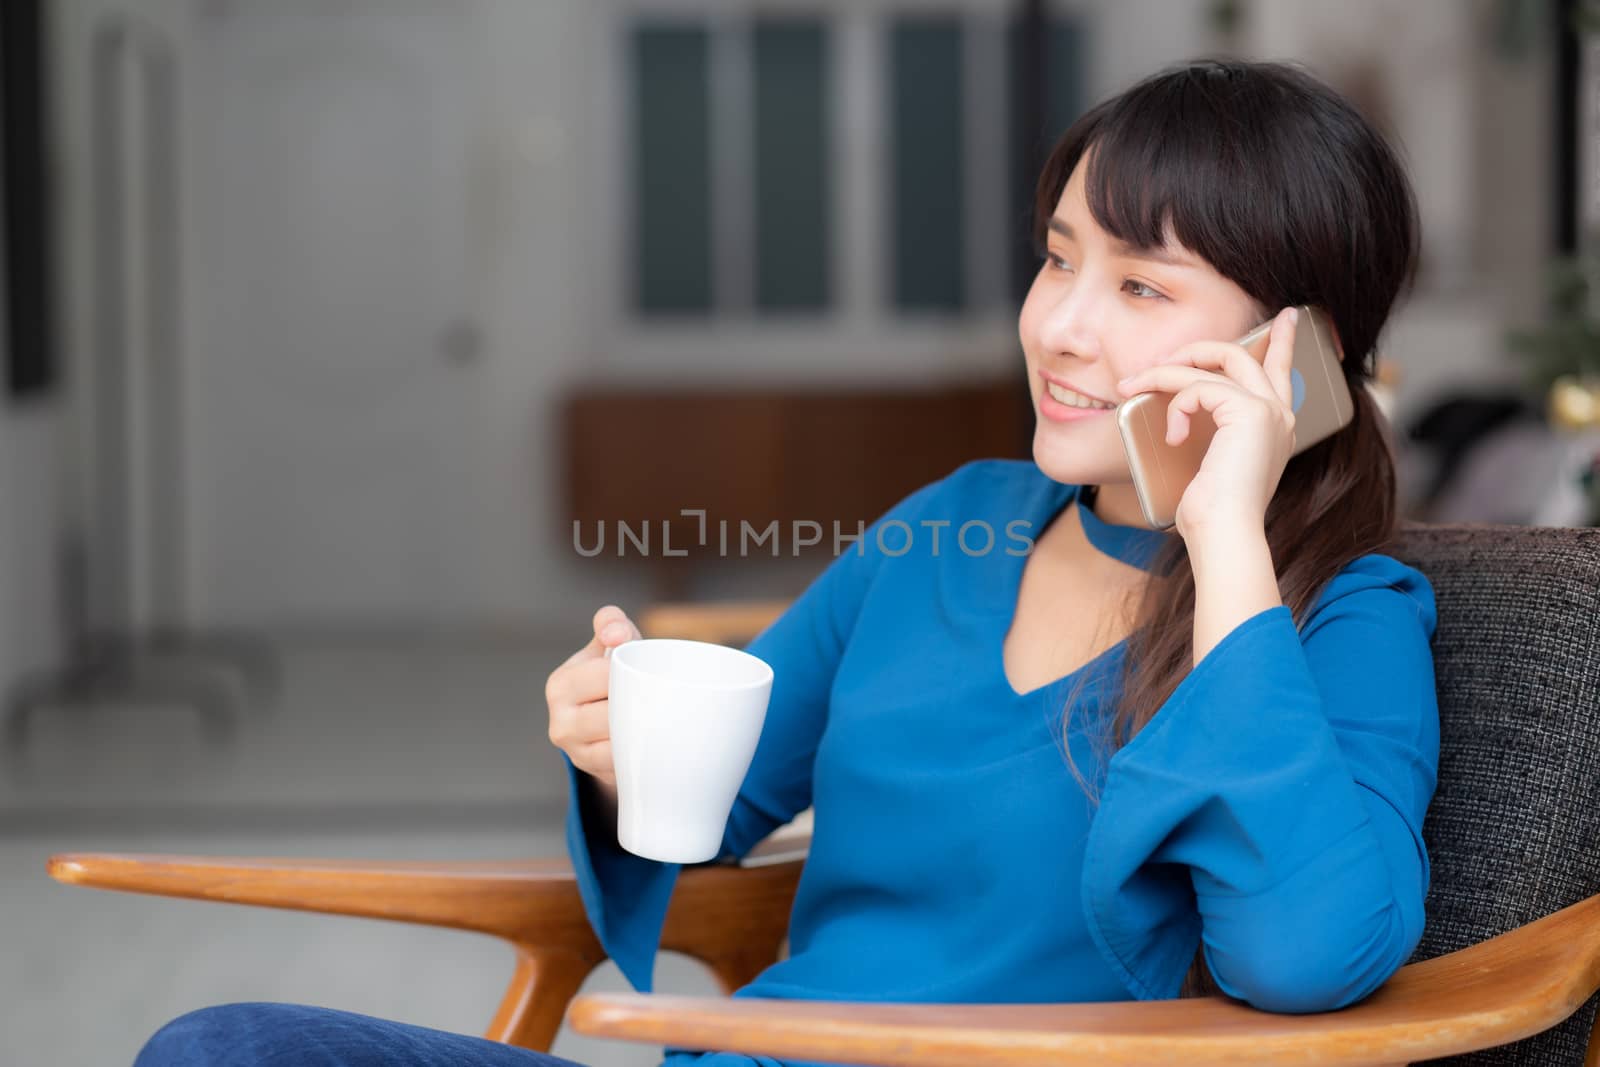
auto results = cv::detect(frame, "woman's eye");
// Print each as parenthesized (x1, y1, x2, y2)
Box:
(1046, 253, 1072, 272)
(1124, 279, 1163, 299)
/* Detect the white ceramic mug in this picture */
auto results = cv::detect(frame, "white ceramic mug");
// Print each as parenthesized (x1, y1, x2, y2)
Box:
(607, 638, 773, 863)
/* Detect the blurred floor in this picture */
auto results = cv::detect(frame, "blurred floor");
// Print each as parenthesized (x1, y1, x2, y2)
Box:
(1, 636, 718, 1067)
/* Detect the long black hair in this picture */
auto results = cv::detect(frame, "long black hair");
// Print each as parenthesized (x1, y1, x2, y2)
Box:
(1031, 58, 1422, 999)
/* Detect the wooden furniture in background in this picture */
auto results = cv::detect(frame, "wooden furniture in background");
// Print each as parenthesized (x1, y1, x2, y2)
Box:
(562, 379, 1030, 598)
(636, 600, 789, 647)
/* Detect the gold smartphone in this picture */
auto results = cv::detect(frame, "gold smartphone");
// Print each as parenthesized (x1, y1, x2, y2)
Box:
(1115, 304, 1352, 530)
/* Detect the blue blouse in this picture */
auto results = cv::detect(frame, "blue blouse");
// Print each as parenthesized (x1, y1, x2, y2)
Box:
(563, 459, 1440, 1067)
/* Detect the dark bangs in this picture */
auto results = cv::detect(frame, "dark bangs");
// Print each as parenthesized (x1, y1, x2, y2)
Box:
(1031, 59, 1420, 377)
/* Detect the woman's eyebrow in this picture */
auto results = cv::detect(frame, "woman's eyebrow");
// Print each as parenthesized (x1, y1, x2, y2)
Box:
(1047, 216, 1196, 269)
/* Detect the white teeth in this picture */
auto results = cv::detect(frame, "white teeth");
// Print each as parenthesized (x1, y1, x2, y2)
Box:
(1046, 381, 1114, 409)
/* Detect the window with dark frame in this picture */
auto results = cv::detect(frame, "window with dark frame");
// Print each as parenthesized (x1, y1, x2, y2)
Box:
(627, 11, 1084, 321)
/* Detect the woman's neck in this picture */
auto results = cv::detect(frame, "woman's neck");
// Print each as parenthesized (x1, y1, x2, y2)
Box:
(1085, 482, 1161, 530)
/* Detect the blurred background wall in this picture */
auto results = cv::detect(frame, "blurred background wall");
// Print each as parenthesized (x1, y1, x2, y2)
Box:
(1, 1, 1593, 1064)
(6, 0, 1580, 648)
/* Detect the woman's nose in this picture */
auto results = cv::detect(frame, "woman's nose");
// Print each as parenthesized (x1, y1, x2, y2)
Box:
(1036, 287, 1103, 362)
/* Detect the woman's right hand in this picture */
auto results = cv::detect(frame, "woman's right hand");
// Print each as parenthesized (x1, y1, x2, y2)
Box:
(544, 605, 642, 792)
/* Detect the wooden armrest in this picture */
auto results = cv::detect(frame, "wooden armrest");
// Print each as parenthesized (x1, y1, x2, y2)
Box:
(47, 853, 602, 951)
(568, 889, 1600, 1067)
(47, 849, 802, 966)
(48, 848, 805, 1051)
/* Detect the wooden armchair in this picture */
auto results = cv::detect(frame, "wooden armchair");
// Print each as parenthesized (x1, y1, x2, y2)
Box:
(48, 521, 1600, 1066)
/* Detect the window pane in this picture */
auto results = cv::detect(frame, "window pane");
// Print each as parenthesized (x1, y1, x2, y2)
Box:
(889, 17, 964, 312)
(753, 19, 830, 312)
(1009, 16, 1086, 302)
(633, 24, 713, 314)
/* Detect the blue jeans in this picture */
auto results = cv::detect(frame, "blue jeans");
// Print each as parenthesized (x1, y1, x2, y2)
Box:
(133, 1002, 588, 1066)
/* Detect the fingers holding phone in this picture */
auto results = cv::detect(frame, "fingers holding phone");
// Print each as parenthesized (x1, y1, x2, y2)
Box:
(1260, 306, 1299, 411)
(1115, 306, 1298, 429)
(1113, 305, 1351, 531)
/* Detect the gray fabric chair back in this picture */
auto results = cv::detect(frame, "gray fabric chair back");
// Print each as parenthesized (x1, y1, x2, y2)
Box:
(1387, 521, 1600, 1066)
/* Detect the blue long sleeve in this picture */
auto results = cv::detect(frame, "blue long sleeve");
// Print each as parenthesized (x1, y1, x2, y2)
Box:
(1081, 559, 1440, 1012)
(562, 753, 678, 992)
(562, 477, 946, 993)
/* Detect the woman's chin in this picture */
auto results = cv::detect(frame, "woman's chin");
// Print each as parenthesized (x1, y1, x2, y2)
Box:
(1030, 437, 1126, 487)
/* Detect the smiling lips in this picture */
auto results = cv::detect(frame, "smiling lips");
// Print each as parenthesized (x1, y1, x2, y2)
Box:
(1039, 387, 1115, 425)
(1042, 376, 1116, 410)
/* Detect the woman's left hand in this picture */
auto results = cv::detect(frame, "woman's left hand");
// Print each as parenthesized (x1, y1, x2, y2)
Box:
(1114, 306, 1300, 542)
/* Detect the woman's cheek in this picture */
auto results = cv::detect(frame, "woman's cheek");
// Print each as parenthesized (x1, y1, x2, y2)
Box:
(1016, 310, 1041, 355)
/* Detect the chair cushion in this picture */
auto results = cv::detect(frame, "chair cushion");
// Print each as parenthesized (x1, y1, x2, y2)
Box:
(1387, 520, 1600, 1066)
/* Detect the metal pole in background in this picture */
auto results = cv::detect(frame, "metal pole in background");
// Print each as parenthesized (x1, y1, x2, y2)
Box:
(4, 13, 278, 755)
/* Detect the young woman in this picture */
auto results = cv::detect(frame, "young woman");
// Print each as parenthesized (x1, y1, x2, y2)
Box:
(133, 57, 1438, 1067)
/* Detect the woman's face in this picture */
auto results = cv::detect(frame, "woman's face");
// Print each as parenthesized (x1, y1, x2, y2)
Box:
(1018, 155, 1267, 489)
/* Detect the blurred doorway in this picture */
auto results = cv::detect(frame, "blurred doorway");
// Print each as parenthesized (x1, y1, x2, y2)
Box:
(189, 3, 485, 628)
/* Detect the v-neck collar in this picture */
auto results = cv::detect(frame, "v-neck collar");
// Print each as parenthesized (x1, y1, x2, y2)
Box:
(995, 473, 1173, 702)
(1073, 484, 1177, 573)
